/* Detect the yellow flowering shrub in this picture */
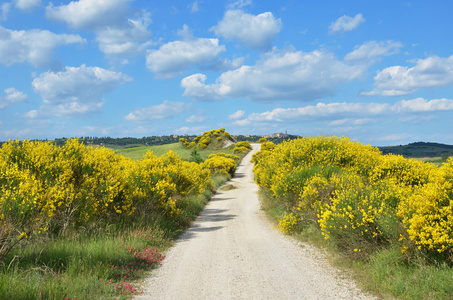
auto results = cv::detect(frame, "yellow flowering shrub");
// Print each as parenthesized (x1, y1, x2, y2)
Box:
(397, 158, 453, 254)
(0, 138, 214, 260)
(208, 152, 239, 162)
(235, 141, 252, 149)
(181, 128, 234, 150)
(202, 154, 236, 175)
(278, 213, 300, 234)
(133, 150, 211, 216)
(233, 146, 248, 154)
(253, 136, 453, 261)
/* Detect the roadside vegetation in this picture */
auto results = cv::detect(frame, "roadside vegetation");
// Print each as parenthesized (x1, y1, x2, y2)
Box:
(253, 136, 453, 299)
(0, 129, 249, 299)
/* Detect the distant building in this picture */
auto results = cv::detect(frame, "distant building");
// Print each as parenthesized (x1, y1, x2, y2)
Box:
(262, 132, 290, 138)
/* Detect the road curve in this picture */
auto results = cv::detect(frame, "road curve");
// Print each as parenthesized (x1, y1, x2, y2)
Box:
(136, 144, 374, 300)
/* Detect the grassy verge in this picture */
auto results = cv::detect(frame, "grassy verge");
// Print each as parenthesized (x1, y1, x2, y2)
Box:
(114, 143, 235, 161)
(0, 174, 231, 300)
(258, 189, 453, 300)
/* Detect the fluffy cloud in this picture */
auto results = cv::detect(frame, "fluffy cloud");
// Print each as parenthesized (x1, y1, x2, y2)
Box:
(211, 10, 281, 51)
(14, 0, 41, 10)
(124, 100, 186, 123)
(96, 13, 152, 56)
(46, 0, 151, 57)
(392, 98, 453, 112)
(31, 65, 132, 117)
(329, 13, 365, 34)
(228, 110, 245, 120)
(46, 0, 131, 30)
(363, 55, 453, 96)
(146, 25, 226, 78)
(0, 88, 27, 109)
(233, 98, 453, 126)
(345, 40, 403, 63)
(181, 49, 365, 102)
(0, 26, 85, 67)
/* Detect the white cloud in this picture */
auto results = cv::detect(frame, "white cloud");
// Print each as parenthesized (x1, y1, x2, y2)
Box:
(329, 13, 365, 34)
(46, 0, 131, 30)
(189, 1, 199, 13)
(181, 49, 365, 102)
(96, 12, 152, 56)
(211, 10, 281, 51)
(228, 110, 245, 120)
(24, 109, 38, 118)
(146, 25, 225, 78)
(1, 3, 11, 21)
(124, 100, 186, 123)
(374, 133, 414, 142)
(47, 100, 107, 118)
(0, 26, 85, 67)
(0, 88, 27, 109)
(227, 0, 252, 9)
(392, 97, 453, 112)
(175, 126, 209, 134)
(46, 0, 151, 57)
(200, 57, 244, 72)
(14, 0, 41, 10)
(364, 55, 453, 96)
(345, 40, 403, 63)
(186, 114, 206, 123)
(328, 118, 374, 126)
(234, 98, 453, 126)
(31, 65, 132, 117)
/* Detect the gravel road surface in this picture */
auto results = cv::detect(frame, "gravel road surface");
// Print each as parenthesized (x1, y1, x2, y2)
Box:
(137, 144, 374, 299)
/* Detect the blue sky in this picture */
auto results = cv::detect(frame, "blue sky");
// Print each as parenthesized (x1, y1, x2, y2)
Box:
(1, 0, 453, 145)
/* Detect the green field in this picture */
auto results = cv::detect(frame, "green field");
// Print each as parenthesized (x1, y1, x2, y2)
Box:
(113, 143, 235, 160)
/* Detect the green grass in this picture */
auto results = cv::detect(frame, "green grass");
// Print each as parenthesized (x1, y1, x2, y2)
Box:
(114, 142, 236, 161)
(258, 190, 453, 300)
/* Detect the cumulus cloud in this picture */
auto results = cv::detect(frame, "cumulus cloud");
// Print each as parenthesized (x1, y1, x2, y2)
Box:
(345, 40, 403, 63)
(46, 0, 131, 29)
(124, 100, 186, 123)
(181, 49, 365, 102)
(228, 110, 245, 120)
(14, 0, 41, 10)
(186, 114, 206, 123)
(392, 97, 453, 112)
(31, 65, 132, 117)
(0, 87, 27, 109)
(96, 12, 152, 56)
(329, 13, 365, 34)
(363, 55, 453, 96)
(46, 0, 151, 57)
(0, 26, 85, 67)
(233, 98, 453, 126)
(211, 10, 281, 51)
(146, 25, 225, 78)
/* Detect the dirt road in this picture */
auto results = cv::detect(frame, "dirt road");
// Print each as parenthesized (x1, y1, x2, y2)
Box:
(137, 144, 374, 299)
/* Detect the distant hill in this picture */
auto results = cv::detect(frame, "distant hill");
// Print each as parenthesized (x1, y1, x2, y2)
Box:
(379, 142, 453, 158)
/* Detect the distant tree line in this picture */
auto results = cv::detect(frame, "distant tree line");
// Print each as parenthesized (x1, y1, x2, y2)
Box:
(0, 133, 300, 148)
